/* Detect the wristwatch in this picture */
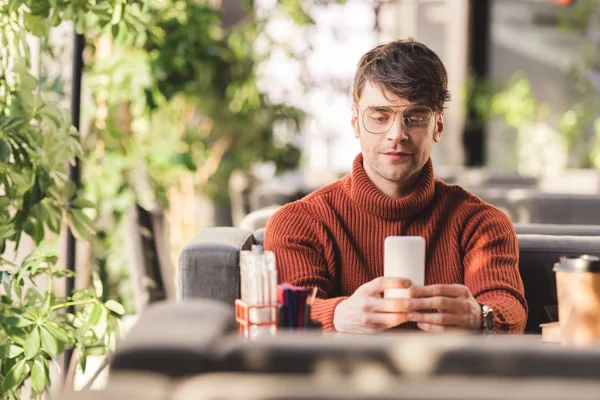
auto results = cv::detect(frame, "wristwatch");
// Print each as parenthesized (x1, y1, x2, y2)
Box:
(480, 304, 494, 334)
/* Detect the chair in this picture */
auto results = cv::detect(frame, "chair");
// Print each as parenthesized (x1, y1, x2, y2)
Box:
(470, 188, 600, 225)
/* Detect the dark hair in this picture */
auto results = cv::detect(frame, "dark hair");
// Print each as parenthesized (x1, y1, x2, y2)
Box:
(352, 38, 451, 112)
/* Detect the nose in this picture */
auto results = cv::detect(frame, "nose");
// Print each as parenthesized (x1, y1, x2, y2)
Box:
(385, 113, 408, 142)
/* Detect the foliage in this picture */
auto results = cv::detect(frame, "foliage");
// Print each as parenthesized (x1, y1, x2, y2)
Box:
(0, 251, 123, 398)
(558, 0, 600, 168)
(81, 0, 343, 306)
(1, 1, 131, 397)
(464, 1, 600, 169)
(85, 0, 310, 209)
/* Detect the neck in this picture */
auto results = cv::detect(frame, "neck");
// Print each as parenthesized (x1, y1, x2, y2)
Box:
(348, 154, 435, 220)
(363, 164, 420, 199)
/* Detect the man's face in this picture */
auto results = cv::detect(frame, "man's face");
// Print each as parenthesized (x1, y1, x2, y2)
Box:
(351, 81, 444, 189)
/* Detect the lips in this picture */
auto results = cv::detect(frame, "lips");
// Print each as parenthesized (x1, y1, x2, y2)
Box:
(383, 151, 412, 161)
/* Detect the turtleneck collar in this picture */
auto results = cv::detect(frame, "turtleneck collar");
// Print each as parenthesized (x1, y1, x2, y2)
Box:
(346, 153, 436, 220)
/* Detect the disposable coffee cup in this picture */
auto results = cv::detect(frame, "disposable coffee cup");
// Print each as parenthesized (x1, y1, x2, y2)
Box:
(553, 255, 600, 346)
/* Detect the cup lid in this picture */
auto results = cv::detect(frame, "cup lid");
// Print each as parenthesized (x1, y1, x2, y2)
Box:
(553, 255, 600, 272)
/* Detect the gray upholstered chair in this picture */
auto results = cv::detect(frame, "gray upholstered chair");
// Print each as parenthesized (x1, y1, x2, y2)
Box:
(469, 188, 600, 225)
(179, 229, 600, 333)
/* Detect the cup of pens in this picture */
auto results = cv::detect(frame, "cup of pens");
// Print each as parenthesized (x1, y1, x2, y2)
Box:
(277, 285, 319, 332)
(235, 245, 278, 339)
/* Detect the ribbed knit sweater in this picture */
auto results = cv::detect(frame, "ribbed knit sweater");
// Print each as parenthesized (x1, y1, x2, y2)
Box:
(264, 154, 528, 333)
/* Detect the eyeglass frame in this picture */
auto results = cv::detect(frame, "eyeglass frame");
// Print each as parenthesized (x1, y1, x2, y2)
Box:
(353, 104, 437, 135)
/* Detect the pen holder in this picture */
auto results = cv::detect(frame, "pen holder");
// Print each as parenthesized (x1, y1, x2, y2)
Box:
(277, 303, 322, 332)
(235, 299, 278, 339)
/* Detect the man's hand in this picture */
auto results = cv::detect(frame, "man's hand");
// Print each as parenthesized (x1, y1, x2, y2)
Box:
(333, 277, 412, 334)
(406, 284, 481, 332)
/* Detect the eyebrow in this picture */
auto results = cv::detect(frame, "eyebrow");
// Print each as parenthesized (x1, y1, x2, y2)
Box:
(365, 104, 415, 109)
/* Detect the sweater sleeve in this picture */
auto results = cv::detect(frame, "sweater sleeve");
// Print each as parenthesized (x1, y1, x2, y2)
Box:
(263, 203, 347, 331)
(461, 205, 528, 333)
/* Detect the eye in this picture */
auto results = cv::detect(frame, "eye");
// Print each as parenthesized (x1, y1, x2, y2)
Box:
(366, 108, 394, 124)
(370, 113, 391, 123)
(403, 107, 432, 127)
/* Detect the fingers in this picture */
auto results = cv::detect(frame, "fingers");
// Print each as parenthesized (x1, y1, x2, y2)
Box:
(362, 312, 409, 328)
(409, 284, 468, 299)
(409, 311, 475, 328)
(365, 297, 409, 313)
(356, 276, 412, 296)
(405, 296, 470, 314)
(417, 323, 465, 333)
(334, 294, 410, 333)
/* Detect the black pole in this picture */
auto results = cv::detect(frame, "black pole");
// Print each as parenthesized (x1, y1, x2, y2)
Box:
(463, 0, 491, 166)
(65, 29, 84, 375)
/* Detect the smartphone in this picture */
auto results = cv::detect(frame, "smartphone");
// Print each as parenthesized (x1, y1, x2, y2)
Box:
(383, 236, 426, 299)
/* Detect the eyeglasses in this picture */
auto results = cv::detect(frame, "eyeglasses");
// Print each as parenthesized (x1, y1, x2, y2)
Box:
(356, 104, 435, 134)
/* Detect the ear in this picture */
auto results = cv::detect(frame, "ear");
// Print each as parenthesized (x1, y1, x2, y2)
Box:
(433, 110, 444, 143)
(351, 105, 360, 138)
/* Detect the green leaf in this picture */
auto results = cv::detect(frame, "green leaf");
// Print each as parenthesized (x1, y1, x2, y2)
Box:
(86, 345, 107, 356)
(64, 181, 77, 200)
(52, 269, 76, 278)
(24, 327, 40, 360)
(31, 359, 45, 393)
(1, 270, 10, 296)
(23, 13, 48, 37)
(0, 315, 34, 328)
(8, 345, 24, 358)
(91, 308, 108, 339)
(33, 219, 44, 244)
(72, 209, 95, 233)
(0, 138, 10, 163)
(70, 197, 96, 209)
(77, 344, 87, 373)
(66, 209, 95, 242)
(43, 323, 71, 343)
(111, 2, 124, 24)
(92, 272, 103, 298)
(7, 330, 27, 346)
(0, 344, 23, 359)
(2, 359, 25, 393)
(88, 303, 103, 326)
(40, 327, 58, 357)
(0, 117, 24, 131)
(104, 300, 125, 316)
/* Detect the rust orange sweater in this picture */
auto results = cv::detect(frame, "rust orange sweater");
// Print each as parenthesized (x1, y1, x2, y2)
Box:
(264, 154, 528, 333)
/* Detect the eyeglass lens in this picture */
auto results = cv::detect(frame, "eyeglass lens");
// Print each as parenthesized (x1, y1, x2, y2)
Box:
(362, 106, 433, 134)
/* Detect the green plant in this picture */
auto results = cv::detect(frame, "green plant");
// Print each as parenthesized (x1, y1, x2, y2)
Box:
(558, 0, 600, 167)
(81, 0, 344, 306)
(0, 1, 137, 397)
(0, 251, 124, 398)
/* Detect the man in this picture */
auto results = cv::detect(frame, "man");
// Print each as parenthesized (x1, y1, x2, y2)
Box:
(264, 39, 527, 334)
